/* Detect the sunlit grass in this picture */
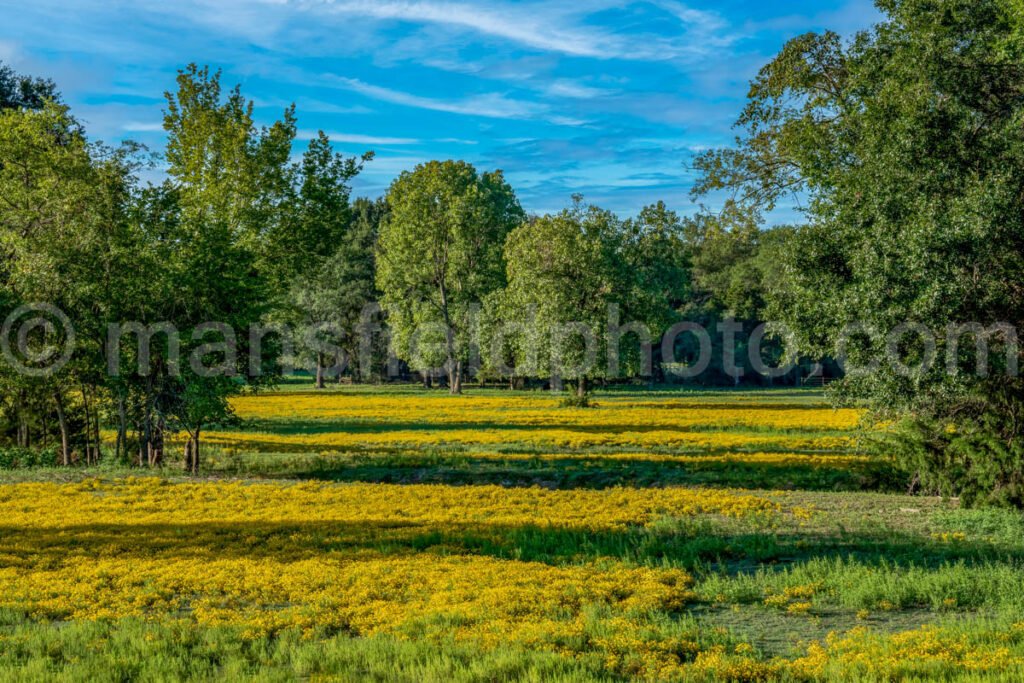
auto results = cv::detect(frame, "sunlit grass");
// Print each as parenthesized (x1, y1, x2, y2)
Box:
(7, 386, 1024, 680)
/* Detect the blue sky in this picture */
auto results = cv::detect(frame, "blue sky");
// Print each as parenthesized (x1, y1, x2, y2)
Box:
(0, 0, 880, 221)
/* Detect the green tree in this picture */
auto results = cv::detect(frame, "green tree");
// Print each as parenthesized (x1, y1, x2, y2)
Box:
(0, 97, 145, 464)
(694, 0, 1024, 503)
(377, 161, 523, 393)
(290, 195, 380, 388)
(0, 61, 60, 110)
(500, 197, 628, 397)
(282, 133, 372, 387)
(156, 64, 296, 472)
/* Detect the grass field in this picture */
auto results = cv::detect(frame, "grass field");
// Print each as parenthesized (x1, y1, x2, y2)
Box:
(3, 385, 1024, 681)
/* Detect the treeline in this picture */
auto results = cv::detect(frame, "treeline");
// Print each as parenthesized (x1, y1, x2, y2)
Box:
(0, 62, 801, 471)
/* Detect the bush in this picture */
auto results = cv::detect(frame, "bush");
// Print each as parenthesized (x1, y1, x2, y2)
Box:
(881, 409, 1024, 509)
(558, 394, 594, 409)
(0, 446, 58, 469)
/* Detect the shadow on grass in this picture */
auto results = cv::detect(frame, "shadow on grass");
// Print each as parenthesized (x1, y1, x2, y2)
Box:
(238, 418, 852, 436)
(1, 516, 1017, 572)
(217, 452, 897, 493)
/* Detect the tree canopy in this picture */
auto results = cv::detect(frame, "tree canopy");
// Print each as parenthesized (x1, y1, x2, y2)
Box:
(695, 0, 1024, 504)
(377, 160, 523, 393)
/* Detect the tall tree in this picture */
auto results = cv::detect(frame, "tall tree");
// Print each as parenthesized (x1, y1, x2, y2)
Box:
(694, 0, 1024, 504)
(620, 201, 690, 376)
(500, 197, 628, 397)
(377, 160, 523, 393)
(0, 99, 142, 464)
(156, 64, 296, 472)
(282, 133, 371, 387)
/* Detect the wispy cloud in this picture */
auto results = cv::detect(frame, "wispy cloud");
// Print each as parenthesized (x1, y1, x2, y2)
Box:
(316, 0, 616, 58)
(0, 40, 21, 63)
(308, 0, 733, 61)
(328, 75, 545, 119)
(2, 0, 877, 221)
(122, 121, 165, 132)
(297, 130, 420, 145)
(543, 79, 611, 99)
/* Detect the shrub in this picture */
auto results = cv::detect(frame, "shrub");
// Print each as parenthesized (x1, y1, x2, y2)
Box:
(0, 446, 58, 469)
(558, 394, 594, 409)
(880, 407, 1024, 508)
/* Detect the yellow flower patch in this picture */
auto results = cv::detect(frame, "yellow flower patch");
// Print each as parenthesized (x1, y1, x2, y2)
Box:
(230, 393, 863, 432)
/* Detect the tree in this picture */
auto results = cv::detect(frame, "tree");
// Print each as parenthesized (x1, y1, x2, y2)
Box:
(694, 0, 1024, 504)
(282, 133, 372, 387)
(500, 197, 628, 398)
(155, 64, 296, 472)
(289, 195, 380, 389)
(377, 160, 523, 393)
(0, 62, 61, 111)
(276, 132, 371, 290)
(0, 100, 141, 464)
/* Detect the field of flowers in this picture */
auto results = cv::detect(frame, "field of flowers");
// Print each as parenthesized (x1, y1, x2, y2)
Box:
(200, 389, 875, 491)
(5, 387, 1024, 680)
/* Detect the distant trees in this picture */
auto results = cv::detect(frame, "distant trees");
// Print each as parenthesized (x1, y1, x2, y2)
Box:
(0, 62, 60, 110)
(377, 161, 523, 393)
(0, 58, 816, 475)
(0, 65, 800, 472)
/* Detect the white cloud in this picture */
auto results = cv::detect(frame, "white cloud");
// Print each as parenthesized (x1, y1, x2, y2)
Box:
(328, 76, 545, 119)
(305, 0, 733, 61)
(316, 0, 614, 58)
(297, 130, 420, 144)
(0, 40, 21, 63)
(546, 115, 592, 127)
(325, 76, 604, 127)
(648, 0, 727, 32)
(122, 121, 165, 132)
(543, 79, 610, 99)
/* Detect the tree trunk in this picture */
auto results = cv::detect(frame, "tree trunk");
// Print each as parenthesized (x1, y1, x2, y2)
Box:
(81, 386, 92, 465)
(54, 391, 70, 466)
(577, 376, 588, 398)
(143, 375, 154, 467)
(151, 417, 164, 467)
(315, 352, 325, 389)
(450, 360, 462, 395)
(116, 392, 127, 463)
(191, 427, 201, 475)
(17, 390, 26, 447)
(92, 393, 101, 463)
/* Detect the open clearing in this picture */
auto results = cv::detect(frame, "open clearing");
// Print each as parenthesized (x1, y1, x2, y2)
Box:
(2, 386, 1024, 681)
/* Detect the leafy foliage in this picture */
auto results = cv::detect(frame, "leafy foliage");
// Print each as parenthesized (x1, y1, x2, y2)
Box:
(695, 0, 1024, 504)
(377, 161, 523, 393)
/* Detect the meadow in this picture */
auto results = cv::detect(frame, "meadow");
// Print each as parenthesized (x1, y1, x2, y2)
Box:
(3, 385, 1024, 681)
